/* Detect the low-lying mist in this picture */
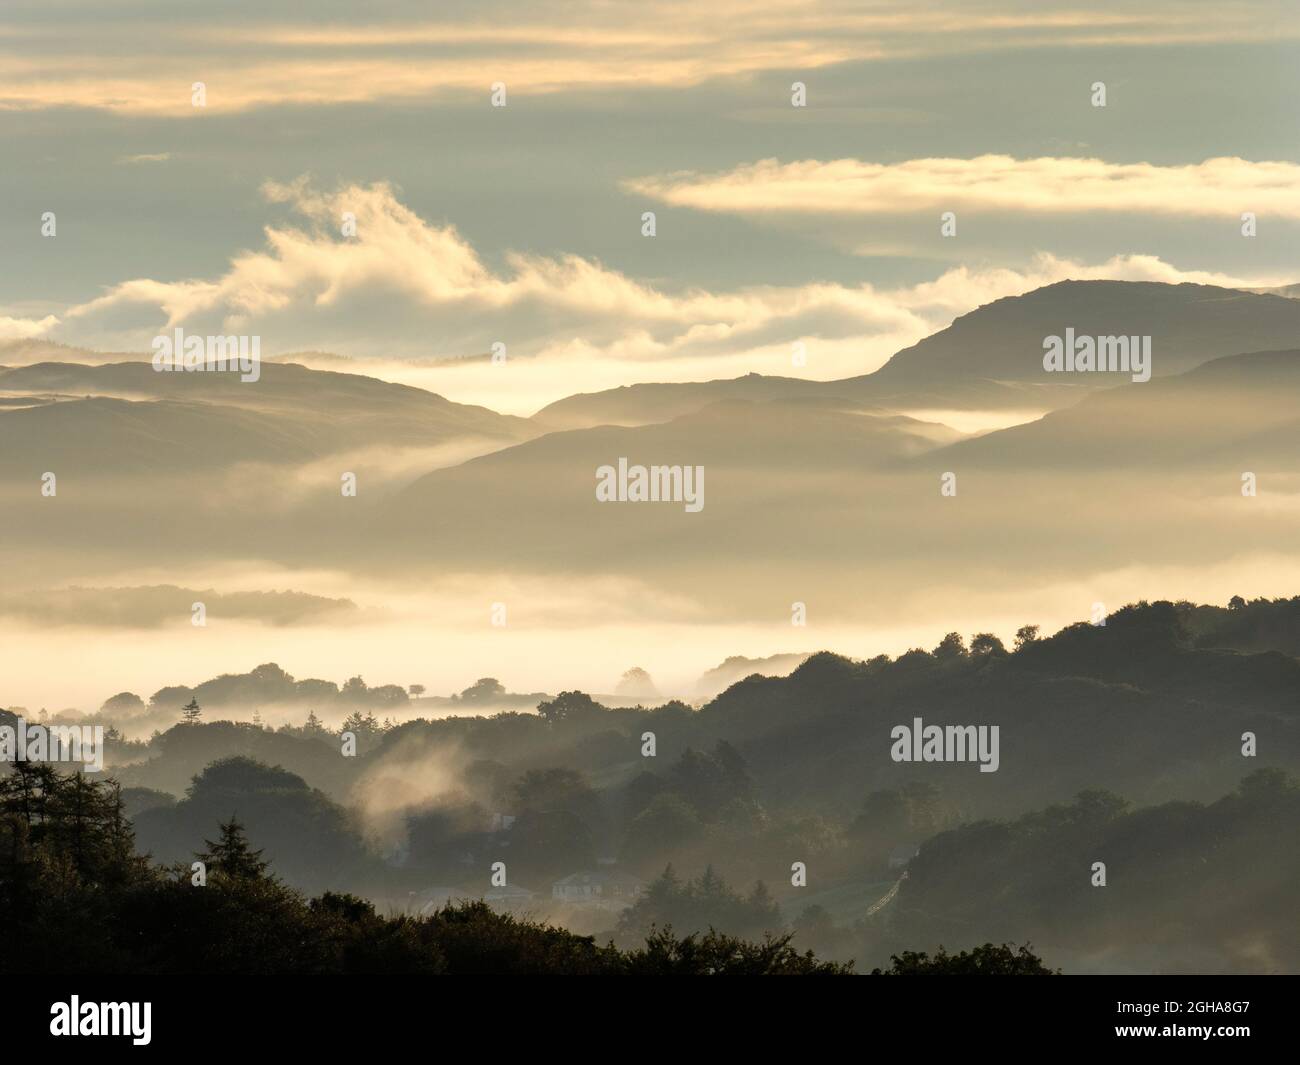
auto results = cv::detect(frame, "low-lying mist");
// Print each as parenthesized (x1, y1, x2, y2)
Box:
(8, 548, 1300, 731)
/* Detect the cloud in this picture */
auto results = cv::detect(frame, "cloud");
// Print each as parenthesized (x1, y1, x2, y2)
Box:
(0, 313, 59, 340)
(116, 152, 172, 164)
(1, 2, 1295, 114)
(627, 155, 1300, 221)
(58, 177, 926, 362)
(50, 177, 1287, 409)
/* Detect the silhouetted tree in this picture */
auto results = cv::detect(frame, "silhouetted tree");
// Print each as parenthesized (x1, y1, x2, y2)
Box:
(1014, 624, 1040, 650)
(100, 692, 145, 717)
(970, 632, 1007, 657)
(933, 632, 967, 660)
(459, 677, 505, 703)
(535, 690, 601, 725)
(872, 942, 1055, 975)
(196, 817, 270, 880)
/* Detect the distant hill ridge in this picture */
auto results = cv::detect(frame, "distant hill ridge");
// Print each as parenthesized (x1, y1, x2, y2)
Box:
(531, 280, 1300, 429)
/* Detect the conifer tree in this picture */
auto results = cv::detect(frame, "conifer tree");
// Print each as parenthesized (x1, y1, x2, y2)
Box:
(196, 817, 270, 880)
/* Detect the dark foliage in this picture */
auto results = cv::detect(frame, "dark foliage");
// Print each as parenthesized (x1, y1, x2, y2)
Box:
(872, 942, 1056, 975)
(0, 764, 850, 975)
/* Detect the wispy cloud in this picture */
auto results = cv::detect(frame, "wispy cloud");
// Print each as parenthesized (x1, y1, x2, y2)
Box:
(45, 177, 1284, 407)
(116, 152, 172, 164)
(627, 155, 1300, 220)
(0, 1, 1294, 114)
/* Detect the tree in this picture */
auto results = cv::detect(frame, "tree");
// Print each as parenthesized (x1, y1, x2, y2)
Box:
(408, 684, 426, 698)
(1068, 789, 1131, 825)
(459, 678, 505, 704)
(1228, 595, 1246, 610)
(367, 684, 408, 707)
(1238, 767, 1294, 801)
(847, 789, 911, 856)
(185, 757, 307, 800)
(617, 866, 784, 944)
(508, 809, 595, 883)
(615, 667, 659, 699)
(99, 692, 145, 718)
(970, 632, 1007, 657)
(624, 926, 851, 975)
(341, 709, 380, 739)
(149, 685, 192, 711)
(666, 742, 760, 824)
(535, 690, 600, 725)
(510, 768, 596, 818)
(1014, 624, 1040, 651)
(872, 942, 1055, 975)
(622, 793, 703, 866)
(196, 817, 270, 880)
(933, 632, 967, 660)
(180, 697, 202, 725)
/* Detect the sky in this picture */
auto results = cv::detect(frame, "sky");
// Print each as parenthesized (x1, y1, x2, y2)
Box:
(2, 1, 1299, 710)
(2, 0, 1299, 411)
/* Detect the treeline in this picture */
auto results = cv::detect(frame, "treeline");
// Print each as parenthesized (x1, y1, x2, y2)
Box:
(37, 597, 1300, 826)
(92, 668, 545, 726)
(892, 769, 1300, 972)
(101, 752, 1300, 972)
(0, 762, 1050, 975)
(100, 662, 409, 720)
(0, 761, 831, 974)
(7, 595, 1298, 973)
(614, 772, 1300, 974)
(1185, 594, 1300, 657)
